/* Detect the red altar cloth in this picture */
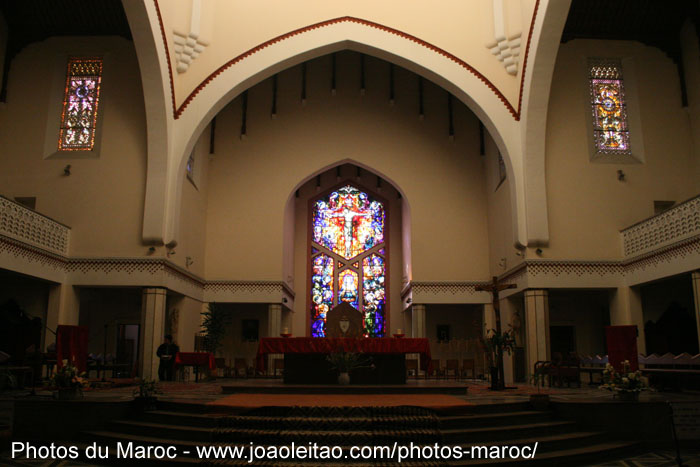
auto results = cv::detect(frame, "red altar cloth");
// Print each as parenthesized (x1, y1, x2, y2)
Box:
(256, 337, 432, 372)
(175, 352, 216, 371)
(56, 325, 89, 373)
(606, 325, 639, 371)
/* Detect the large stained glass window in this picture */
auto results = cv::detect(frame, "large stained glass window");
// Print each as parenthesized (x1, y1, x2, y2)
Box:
(589, 60, 630, 154)
(58, 58, 103, 151)
(310, 185, 386, 337)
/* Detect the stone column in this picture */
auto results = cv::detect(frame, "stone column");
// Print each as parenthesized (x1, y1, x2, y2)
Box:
(411, 304, 426, 338)
(609, 286, 646, 355)
(524, 289, 550, 377)
(692, 271, 700, 351)
(140, 288, 167, 380)
(45, 283, 79, 350)
(268, 304, 283, 373)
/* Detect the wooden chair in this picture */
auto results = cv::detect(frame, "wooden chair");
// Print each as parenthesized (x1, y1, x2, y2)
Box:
(272, 358, 284, 378)
(462, 358, 475, 379)
(426, 359, 444, 379)
(233, 358, 248, 378)
(445, 359, 460, 379)
(214, 357, 228, 378)
(406, 358, 419, 378)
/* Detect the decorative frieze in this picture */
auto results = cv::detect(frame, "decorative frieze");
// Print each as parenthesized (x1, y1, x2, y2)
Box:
(0, 196, 70, 256)
(621, 195, 700, 258)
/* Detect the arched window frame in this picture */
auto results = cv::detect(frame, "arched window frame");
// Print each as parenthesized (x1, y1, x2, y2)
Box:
(307, 181, 390, 338)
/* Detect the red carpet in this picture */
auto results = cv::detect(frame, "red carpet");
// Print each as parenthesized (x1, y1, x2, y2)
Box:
(208, 394, 472, 410)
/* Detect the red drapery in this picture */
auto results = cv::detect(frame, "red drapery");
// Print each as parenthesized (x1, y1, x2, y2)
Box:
(606, 325, 639, 371)
(56, 325, 89, 373)
(257, 337, 432, 372)
(175, 352, 216, 371)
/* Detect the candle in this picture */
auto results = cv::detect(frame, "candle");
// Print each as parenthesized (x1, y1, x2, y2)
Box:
(282, 327, 289, 334)
(397, 329, 402, 334)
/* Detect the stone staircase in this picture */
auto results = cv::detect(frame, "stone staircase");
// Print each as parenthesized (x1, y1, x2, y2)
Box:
(75, 400, 641, 466)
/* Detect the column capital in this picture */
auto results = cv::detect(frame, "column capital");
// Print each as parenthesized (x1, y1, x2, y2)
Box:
(524, 289, 548, 297)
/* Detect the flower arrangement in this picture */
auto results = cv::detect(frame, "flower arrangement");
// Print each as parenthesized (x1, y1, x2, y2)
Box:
(50, 360, 88, 391)
(600, 360, 648, 397)
(326, 352, 373, 373)
(133, 378, 162, 399)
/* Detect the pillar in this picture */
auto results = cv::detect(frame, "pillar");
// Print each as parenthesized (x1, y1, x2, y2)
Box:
(45, 283, 79, 350)
(609, 285, 646, 355)
(692, 271, 700, 351)
(524, 289, 550, 378)
(499, 298, 518, 385)
(411, 304, 426, 338)
(268, 304, 283, 371)
(140, 288, 167, 380)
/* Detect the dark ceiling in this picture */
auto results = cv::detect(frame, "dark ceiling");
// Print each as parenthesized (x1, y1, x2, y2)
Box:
(562, 0, 699, 58)
(0, 0, 131, 100)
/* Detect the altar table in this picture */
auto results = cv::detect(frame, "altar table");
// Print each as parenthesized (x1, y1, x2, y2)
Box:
(256, 337, 432, 384)
(175, 352, 216, 382)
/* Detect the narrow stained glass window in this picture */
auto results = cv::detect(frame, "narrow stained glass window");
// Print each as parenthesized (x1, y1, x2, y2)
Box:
(310, 185, 387, 337)
(186, 151, 195, 181)
(589, 59, 630, 154)
(58, 58, 103, 151)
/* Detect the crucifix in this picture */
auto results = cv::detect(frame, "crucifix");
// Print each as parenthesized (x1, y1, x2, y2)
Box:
(476, 275, 516, 390)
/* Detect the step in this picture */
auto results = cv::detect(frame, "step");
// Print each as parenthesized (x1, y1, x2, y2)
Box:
(440, 411, 552, 429)
(138, 410, 224, 428)
(442, 420, 576, 444)
(458, 402, 533, 414)
(109, 420, 214, 442)
(460, 431, 607, 453)
(453, 440, 641, 466)
(212, 414, 439, 430)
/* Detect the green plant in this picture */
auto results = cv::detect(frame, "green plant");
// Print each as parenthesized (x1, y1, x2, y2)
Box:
(485, 329, 516, 359)
(600, 360, 648, 394)
(200, 302, 231, 354)
(326, 352, 373, 373)
(133, 378, 162, 398)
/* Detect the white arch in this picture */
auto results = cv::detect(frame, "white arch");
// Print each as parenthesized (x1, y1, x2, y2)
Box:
(519, 0, 572, 245)
(134, 15, 531, 249)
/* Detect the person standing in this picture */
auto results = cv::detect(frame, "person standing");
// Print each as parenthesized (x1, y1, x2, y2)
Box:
(156, 334, 179, 381)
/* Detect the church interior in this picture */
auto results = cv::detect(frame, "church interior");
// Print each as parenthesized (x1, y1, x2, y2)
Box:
(1, 0, 700, 465)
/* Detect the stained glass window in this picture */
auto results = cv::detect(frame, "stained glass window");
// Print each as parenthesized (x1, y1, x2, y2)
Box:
(186, 151, 195, 181)
(310, 185, 387, 337)
(589, 60, 630, 154)
(58, 58, 103, 151)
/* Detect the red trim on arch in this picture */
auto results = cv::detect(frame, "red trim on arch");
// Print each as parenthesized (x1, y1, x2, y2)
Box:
(152, 2, 541, 121)
(151, 0, 177, 117)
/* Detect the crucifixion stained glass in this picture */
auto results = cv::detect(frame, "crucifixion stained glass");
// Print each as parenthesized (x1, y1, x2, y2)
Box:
(310, 185, 386, 337)
(58, 58, 103, 151)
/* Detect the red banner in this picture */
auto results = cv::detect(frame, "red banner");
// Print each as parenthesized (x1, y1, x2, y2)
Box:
(606, 325, 639, 371)
(257, 337, 432, 372)
(56, 325, 89, 373)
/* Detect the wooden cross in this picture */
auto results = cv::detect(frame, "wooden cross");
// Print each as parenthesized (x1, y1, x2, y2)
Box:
(476, 276, 517, 390)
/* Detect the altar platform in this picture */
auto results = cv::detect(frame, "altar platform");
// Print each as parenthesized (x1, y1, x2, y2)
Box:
(220, 378, 468, 395)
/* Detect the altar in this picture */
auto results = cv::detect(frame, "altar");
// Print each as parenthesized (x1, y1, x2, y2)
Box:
(256, 337, 432, 384)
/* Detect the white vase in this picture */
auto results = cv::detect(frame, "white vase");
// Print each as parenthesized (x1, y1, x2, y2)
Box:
(338, 372, 350, 385)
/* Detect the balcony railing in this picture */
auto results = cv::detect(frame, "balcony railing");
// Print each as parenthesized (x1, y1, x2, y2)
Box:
(621, 194, 700, 258)
(0, 195, 71, 256)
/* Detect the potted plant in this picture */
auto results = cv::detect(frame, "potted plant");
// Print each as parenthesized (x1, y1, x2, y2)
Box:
(529, 365, 549, 410)
(484, 329, 516, 390)
(132, 378, 162, 411)
(600, 360, 648, 401)
(326, 352, 372, 385)
(50, 360, 87, 400)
